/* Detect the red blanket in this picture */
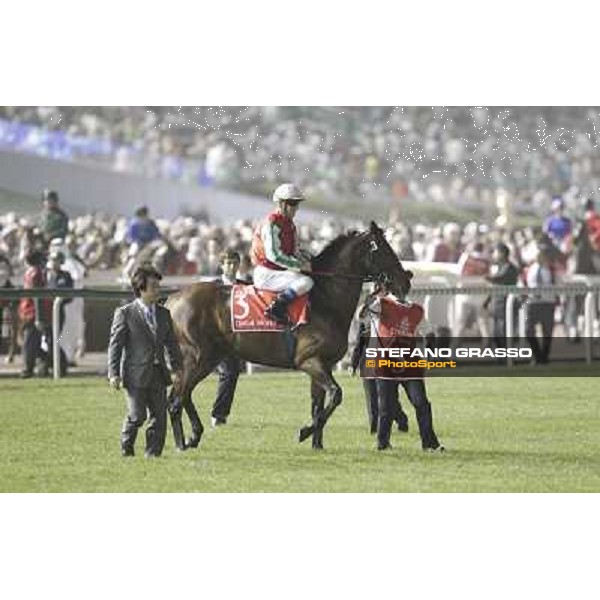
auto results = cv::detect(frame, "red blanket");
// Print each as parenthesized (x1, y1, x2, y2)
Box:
(231, 286, 309, 332)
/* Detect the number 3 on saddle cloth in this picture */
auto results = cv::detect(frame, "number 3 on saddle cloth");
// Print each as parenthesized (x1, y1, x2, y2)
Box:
(231, 285, 310, 332)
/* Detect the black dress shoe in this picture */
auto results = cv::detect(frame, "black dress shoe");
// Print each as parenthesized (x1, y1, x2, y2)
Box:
(211, 416, 227, 428)
(423, 444, 445, 453)
(377, 443, 393, 451)
(20, 371, 33, 379)
(121, 447, 134, 457)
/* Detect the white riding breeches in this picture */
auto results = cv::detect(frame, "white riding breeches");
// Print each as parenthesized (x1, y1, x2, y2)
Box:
(253, 265, 314, 296)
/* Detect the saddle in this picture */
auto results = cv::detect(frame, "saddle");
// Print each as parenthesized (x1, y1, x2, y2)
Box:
(230, 285, 309, 332)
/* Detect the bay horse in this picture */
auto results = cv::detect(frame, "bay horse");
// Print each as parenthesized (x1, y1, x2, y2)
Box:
(166, 221, 413, 450)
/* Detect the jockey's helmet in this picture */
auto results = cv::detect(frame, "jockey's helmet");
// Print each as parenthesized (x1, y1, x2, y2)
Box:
(273, 183, 306, 204)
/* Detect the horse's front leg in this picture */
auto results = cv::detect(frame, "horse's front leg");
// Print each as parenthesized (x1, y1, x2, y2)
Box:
(310, 378, 326, 450)
(298, 358, 342, 445)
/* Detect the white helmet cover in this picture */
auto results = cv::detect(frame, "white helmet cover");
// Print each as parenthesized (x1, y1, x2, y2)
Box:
(273, 183, 306, 203)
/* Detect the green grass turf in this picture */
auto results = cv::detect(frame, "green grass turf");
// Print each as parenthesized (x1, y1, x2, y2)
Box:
(0, 373, 598, 492)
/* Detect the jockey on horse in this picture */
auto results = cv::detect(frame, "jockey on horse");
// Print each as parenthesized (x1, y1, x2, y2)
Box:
(250, 183, 314, 325)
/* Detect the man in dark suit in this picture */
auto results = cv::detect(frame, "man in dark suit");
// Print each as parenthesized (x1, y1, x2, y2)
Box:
(108, 265, 183, 458)
(485, 243, 520, 349)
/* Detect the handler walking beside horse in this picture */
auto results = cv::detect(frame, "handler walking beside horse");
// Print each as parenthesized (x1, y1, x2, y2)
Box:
(355, 279, 443, 452)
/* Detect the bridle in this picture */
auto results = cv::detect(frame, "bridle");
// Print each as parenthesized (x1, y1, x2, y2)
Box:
(305, 233, 407, 286)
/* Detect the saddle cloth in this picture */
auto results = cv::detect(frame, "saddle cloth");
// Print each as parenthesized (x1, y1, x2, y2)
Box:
(231, 285, 309, 332)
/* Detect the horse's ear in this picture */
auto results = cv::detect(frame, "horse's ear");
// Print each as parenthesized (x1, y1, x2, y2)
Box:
(369, 221, 381, 234)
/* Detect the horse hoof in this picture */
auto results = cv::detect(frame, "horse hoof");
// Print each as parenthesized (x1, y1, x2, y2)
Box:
(298, 427, 312, 443)
(186, 435, 202, 449)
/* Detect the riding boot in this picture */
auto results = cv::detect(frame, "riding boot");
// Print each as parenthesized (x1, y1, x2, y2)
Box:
(265, 290, 295, 325)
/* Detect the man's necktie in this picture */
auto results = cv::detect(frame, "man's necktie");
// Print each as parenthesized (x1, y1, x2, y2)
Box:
(145, 306, 156, 334)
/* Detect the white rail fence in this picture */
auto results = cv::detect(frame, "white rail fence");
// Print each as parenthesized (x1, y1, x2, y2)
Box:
(1, 279, 598, 379)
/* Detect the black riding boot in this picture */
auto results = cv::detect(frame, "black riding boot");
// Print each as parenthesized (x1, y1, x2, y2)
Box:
(265, 294, 291, 325)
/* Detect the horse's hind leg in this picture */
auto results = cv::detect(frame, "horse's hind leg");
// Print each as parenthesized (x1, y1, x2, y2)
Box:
(183, 390, 204, 449)
(170, 349, 221, 450)
(168, 389, 187, 451)
(298, 359, 342, 445)
(185, 354, 224, 448)
(311, 379, 326, 450)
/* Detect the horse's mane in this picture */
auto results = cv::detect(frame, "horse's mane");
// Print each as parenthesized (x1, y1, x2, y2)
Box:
(312, 230, 364, 269)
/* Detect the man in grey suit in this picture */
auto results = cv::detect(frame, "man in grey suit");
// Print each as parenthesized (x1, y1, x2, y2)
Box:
(108, 265, 183, 458)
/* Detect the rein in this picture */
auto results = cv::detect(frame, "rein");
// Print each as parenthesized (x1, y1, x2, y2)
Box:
(302, 269, 373, 282)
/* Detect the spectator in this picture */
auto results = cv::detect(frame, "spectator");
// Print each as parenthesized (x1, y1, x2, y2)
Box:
(40, 189, 69, 246)
(46, 250, 74, 376)
(485, 243, 519, 350)
(524, 248, 557, 364)
(55, 235, 88, 362)
(123, 206, 162, 279)
(583, 198, 600, 251)
(125, 205, 161, 248)
(203, 238, 222, 276)
(0, 254, 18, 364)
(543, 197, 573, 254)
(425, 228, 452, 262)
(18, 250, 50, 378)
(454, 242, 491, 343)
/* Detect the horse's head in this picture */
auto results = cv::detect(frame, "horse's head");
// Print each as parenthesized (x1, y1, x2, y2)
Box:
(361, 221, 413, 297)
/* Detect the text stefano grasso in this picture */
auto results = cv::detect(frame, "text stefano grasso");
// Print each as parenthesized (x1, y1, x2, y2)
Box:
(364, 347, 533, 359)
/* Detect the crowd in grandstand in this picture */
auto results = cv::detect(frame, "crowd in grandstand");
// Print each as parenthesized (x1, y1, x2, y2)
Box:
(0, 189, 595, 284)
(2, 105, 600, 374)
(3, 107, 600, 207)
(1, 186, 599, 376)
